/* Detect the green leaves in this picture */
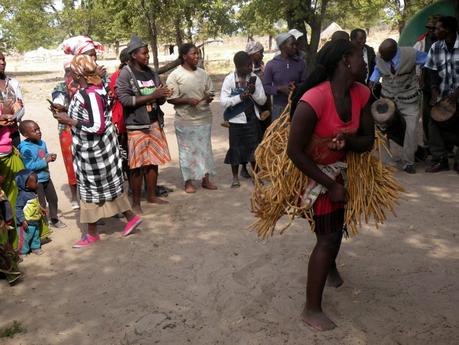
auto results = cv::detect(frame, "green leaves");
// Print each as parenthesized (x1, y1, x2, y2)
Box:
(0, 0, 440, 53)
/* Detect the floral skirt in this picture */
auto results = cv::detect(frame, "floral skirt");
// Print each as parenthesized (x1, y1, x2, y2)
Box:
(175, 122, 216, 181)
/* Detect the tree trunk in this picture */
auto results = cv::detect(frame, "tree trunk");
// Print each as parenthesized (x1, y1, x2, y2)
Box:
(115, 41, 119, 56)
(286, 0, 329, 69)
(268, 35, 272, 51)
(175, 15, 183, 47)
(140, 0, 160, 70)
(149, 21, 160, 70)
(185, 8, 193, 42)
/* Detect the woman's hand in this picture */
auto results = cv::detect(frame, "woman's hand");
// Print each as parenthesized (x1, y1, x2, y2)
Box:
(205, 92, 214, 104)
(0, 114, 15, 126)
(49, 102, 67, 114)
(187, 98, 201, 106)
(240, 90, 252, 101)
(328, 182, 346, 203)
(328, 134, 346, 151)
(53, 112, 76, 126)
(151, 85, 173, 100)
(96, 65, 107, 78)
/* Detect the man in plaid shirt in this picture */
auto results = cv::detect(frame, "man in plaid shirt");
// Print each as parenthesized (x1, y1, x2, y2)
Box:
(424, 16, 459, 173)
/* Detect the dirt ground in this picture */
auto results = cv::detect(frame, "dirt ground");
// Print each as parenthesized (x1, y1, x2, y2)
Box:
(1, 69, 458, 345)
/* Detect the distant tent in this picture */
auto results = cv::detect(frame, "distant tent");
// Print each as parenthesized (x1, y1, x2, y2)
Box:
(320, 22, 344, 41)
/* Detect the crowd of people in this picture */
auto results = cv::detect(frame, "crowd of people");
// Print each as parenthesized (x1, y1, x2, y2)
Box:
(0, 14, 458, 333)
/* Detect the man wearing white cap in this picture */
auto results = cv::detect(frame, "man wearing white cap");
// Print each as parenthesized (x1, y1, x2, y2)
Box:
(263, 32, 307, 121)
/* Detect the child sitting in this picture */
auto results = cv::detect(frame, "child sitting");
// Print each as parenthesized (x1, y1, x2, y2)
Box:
(220, 51, 267, 187)
(18, 120, 65, 228)
(15, 170, 44, 255)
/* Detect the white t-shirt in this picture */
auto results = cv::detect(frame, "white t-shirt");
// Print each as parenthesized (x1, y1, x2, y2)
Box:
(166, 65, 214, 126)
(220, 72, 267, 124)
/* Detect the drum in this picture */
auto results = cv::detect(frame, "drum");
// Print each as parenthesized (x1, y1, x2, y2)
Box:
(371, 98, 396, 130)
(371, 98, 405, 146)
(431, 98, 456, 122)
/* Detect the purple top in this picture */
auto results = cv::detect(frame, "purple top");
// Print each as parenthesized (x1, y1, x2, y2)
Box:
(262, 55, 307, 108)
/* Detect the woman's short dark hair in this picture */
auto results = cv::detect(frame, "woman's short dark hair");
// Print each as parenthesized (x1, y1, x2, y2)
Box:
(437, 16, 458, 34)
(291, 39, 357, 115)
(331, 31, 350, 41)
(179, 43, 196, 64)
(233, 51, 251, 68)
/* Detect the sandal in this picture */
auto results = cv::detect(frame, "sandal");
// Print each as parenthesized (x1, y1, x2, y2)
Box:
(231, 181, 241, 188)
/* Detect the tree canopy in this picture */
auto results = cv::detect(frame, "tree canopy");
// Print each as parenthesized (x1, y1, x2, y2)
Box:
(0, 0, 445, 65)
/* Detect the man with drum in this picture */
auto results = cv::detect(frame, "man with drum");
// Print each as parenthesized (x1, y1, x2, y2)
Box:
(424, 16, 459, 174)
(369, 39, 427, 174)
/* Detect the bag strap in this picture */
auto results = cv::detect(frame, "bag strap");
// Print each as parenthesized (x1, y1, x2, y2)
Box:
(125, 65, 143, 96)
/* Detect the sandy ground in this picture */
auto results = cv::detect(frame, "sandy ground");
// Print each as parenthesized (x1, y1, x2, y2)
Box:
(1, 71, 458, 345)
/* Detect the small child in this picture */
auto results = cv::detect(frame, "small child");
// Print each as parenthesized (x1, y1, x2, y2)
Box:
(18, 120, 65, 228)
(15, 170, 44, 255)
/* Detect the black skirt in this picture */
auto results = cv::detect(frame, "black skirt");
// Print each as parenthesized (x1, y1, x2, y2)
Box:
(224, 115, 262, 165)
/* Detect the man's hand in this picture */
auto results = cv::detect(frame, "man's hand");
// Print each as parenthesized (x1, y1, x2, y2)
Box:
(368, 81, 377, 90)
(22, 221, 29, 232)
(277, 85, 290, 95)
(430, 88, 440, 106)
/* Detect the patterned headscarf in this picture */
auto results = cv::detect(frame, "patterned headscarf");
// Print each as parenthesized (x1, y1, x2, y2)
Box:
(70, 55, 102, 86)
(245, 41, 264, 55)
(61, 36, 104, 56)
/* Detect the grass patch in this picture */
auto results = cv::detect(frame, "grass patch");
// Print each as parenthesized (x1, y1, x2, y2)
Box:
(0, 321, 26, 338)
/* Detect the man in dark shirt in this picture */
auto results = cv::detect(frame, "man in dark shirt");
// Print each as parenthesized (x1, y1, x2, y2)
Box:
(350, 28, 376, 85)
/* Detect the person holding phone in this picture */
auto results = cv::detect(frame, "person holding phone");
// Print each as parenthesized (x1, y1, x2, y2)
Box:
(220, 51, 267, 187)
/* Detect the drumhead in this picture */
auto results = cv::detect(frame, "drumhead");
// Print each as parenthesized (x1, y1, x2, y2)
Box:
(371, 98, 396, 124)
(431, 99, 456, 122)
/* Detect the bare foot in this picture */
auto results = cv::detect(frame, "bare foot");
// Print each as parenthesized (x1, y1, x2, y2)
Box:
(327, 268, 344, 288)
(147, 197, 169, 205)
(202, 179, 218, 190)
(185, 182, 196, 194)
(301, 309, 336, 331)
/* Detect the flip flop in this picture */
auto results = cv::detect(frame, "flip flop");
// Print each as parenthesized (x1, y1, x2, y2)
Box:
(231, 181, 241, 188)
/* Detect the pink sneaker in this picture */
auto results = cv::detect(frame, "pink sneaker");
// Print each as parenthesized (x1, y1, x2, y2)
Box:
(72, 234, 100, 248)
(122, 215, 142, 237)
